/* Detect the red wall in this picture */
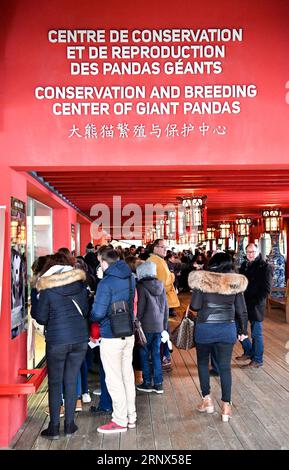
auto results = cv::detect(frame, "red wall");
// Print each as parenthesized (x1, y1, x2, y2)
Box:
(1, 0, 289, 170)
(0, 169, 28, 447)
(1, 0, 289, 447)
(0, 169, 91, 448)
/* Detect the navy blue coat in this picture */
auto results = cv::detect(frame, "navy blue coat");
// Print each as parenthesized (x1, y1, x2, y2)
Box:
(90, 260, 135, 338)
(33, 268, 89, 345)
(240, 254, 273, 321)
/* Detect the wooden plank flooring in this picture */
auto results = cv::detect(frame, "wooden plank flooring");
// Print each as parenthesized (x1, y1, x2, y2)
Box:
(10, 294, 289, 450)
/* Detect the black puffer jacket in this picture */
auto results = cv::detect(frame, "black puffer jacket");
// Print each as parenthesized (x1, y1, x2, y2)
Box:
(239, 254, 273, 321)
(33, 268, 89, 345)
(137, 277, 169, 333)
(188, 270, 248, 335)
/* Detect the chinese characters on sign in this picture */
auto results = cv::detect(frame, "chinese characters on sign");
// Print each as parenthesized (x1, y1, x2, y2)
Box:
(68, 123, 227, 139)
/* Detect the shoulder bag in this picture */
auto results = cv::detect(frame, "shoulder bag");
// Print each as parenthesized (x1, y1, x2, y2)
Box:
(171, 305, 196, 350)
(110, 276, 134, 338)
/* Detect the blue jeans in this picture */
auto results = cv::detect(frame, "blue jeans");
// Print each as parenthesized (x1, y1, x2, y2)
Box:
(46, 342, 88, 426)
(241, 320, 264, 364)
(99, 358, 113, 410)
(139, 332, 163, 385)
(76, 371, 82, 397)
(93, 345, 112, 410)
(196, 342, 234, 403)
(76, 357, 89, 396)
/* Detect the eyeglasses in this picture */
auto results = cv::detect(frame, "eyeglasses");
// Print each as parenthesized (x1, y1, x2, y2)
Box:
(246, 250, 256, 254)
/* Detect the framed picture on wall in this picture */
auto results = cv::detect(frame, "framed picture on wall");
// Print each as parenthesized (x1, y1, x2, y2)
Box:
(71, 223, 76, 255)
(11, 197, 27, 339)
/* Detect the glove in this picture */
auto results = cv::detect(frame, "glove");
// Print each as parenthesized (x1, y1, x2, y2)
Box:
(161, 330, 169, 343)
(238, 334, 248, 341)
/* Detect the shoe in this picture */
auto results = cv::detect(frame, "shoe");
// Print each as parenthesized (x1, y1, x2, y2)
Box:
(235, 354, 251, 362)
(82, 392, 91, 403)
(221, 402, 232, 422)
(89, 405, 112, 415)
(136, 383, 153, 392)
(64, 421, 78, 437)
(40, 423, 60, 440)
(153, 384, 164, 394)
(196, 395, 215, 414)
(75, 399, 83, 412)
(241, 360, 263, 369)
(162, 357, 172, 370)
(44, 405, 64, 418)
(127, 421, 136, 429)
(209, 369, 219, 377)
(97, 421, 127, 434)
(92, 388, 101, 396)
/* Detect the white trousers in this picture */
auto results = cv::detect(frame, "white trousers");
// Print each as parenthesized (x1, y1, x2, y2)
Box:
(100, 335, 136, 427)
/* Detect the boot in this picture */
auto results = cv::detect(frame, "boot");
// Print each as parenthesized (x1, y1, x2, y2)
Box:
(196, 395, 214, 414)
(221, 401, 232, 422)
(64, 421, 78, 437)
(41, 422, 60, 440)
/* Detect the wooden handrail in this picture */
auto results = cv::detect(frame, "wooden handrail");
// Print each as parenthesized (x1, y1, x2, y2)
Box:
(0, 367, 47, 396)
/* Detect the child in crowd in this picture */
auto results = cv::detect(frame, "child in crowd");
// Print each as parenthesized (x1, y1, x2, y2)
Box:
(135, 262, 169, 394)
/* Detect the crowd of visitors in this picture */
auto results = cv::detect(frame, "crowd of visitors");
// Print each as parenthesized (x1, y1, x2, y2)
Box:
(30, 239, 273, 439)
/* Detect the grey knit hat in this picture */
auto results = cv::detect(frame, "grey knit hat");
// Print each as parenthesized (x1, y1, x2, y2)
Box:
(136, 261, 157, 280)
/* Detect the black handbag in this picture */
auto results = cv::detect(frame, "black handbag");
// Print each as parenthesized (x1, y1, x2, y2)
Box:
(171, 306, 196, 350)
(110, 276, 134, 338)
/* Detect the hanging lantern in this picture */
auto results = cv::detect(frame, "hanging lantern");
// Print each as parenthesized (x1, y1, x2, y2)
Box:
(168, 210, 176, 238)
(206, 227, 216, 240)
(159, 219, 165, 238)
(262, 209, 282, 232)
(180, 195, 207, 228)
(156, 224, 161, 239)
(182, 198, 192, 228)
(165, 216, 172, 239)
(198, 230, 206, 243)
(178, 207, 185, 236)
(219, 222, 231, 239)
(192, 196, 207, 227)
(235, 217, 252, 236)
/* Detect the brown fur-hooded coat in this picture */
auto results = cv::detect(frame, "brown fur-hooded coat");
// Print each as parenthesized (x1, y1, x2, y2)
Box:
(188, 270, 248, 335)
(33, 268, 89, 345)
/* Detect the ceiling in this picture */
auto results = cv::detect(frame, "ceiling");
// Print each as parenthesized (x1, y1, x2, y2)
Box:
(35, 168, 289, 224)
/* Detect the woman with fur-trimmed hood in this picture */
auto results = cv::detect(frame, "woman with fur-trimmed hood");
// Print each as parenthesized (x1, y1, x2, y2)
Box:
(34, 252, 89, 440)
(188, 252, 248, 422)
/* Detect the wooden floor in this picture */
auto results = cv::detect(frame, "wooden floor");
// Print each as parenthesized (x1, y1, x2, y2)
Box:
(11, 294, 289, 450)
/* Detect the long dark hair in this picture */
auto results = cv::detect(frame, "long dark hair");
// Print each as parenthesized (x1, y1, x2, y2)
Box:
(39, 252, 75, 276)
(207, 252, 233, 273)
